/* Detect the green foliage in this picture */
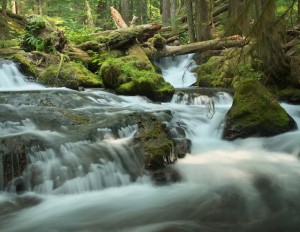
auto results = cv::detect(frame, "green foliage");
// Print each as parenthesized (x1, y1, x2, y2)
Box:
(65, 27, 102, 45)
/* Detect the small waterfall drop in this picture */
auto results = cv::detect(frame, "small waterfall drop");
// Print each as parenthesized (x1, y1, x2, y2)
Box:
(0, 60, 44, 91)
(154, 54, 197, 88)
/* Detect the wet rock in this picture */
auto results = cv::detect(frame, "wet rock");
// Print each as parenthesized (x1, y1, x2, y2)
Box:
(223, 80, 297, 140)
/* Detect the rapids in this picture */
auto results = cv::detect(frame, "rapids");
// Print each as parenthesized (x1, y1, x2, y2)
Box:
(0, 59, 300, 232)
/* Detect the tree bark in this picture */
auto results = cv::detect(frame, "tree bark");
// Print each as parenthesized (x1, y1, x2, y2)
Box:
(11, 0, 16, 14)
(154, 36, 247, 57)
(121, 0, 130, 24)
(298, 0, 300, 22)
(110, 7, 158, 62)
(1, 0, 7, 15)
(38, 0, 42, 15)
(170, 0, 177, 32)
(85, 0, 94, 28)
(185, 0, 196, 42)
(195, 0, 212, 41)
(162, 0, 171, 26)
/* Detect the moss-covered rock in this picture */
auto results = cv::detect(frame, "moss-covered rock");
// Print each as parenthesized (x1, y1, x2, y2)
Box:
(12, 52, 39, 77)
(222, 80, 297, 140)
(100, 55, 174, 101)
(278, 87, 300, 104)
(134, 114, 174, 170)
(196, 47, 263, 89)
(151, 34, 167, 49)
(41, 61, 102, 89)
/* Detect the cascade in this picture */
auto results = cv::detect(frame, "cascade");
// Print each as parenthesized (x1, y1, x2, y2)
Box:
(154, 54, 197, 88)
(0, 59, 300, 231)
(0, 60, 44, 91)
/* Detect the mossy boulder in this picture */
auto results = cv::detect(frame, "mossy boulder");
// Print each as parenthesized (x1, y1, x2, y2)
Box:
(12, 52, 39, 77)
(278, 87, 300, 104)
(196, 47, 263, 89)
(222, 80, 297, 140)
(41, 61, 102, 89)
(100, 55, 174, 101)
(134, 114, 174, 170)
(151, 34, 167, 49)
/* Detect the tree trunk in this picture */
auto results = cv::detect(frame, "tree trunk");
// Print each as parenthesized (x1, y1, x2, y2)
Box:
(11, 0, 16, 14)
(185, 0, 196, 43)
(137, 0, 147, 24)
(2, 0, 7, 15)
(227, 0, 249, 36)
(195, 0, 212, 41)
(85, 0, 94, 28)
(110, 7, 154, 62)
(170, 0, 177, 32)
(154, 36, 247, 57)
(253, 0, 291, 85)
(298, 0, 300, 22)
(96, 0, 109, 29)
(38, 0, 42, 15)
(162, 0, 171, 26)
(121, 0, 130, 24)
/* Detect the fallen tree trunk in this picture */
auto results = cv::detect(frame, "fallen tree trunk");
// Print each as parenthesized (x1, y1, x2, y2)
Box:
(110, 7, 157, 62)
(153, 36, 247, 57)
(77, 23, 162, 51)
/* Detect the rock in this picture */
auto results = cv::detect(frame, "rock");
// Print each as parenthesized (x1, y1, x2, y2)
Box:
(222, 80, 297, 140)
(41, 60, 102, 89)
(100, 55, 174, 102)
(134, 114, 174, 170)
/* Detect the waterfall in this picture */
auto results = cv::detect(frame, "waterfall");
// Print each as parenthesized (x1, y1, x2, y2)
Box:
(0, 60, 44, 91)
(0, 58, 300, 232)
(154, 54, 197, 88)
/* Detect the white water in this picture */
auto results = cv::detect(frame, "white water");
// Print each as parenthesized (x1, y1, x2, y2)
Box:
(0, 60, 44, 91)
(1, 61, 300, 231)
(154, 54, 197, 87)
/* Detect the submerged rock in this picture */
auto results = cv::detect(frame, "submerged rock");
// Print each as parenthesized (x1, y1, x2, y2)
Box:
(222, 80, 297, 140)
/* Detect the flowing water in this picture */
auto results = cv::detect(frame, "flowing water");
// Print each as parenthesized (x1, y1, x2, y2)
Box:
(153, 54, 197, 88)
(0, 59, 300, 232)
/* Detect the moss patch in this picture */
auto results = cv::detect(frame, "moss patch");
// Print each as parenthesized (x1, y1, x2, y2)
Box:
(222, 80, 297, 140)
(41, 61, 102, 89)
(100, 55, 174, 101)
(12, 52, 39, 77)
(196, 47, 263, 89)
(134, 114, 173, 170)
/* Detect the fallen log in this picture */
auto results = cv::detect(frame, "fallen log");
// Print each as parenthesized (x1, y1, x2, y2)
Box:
(153, 36, 247, 57)
(110, 7, 154, 62)
(77, 24, 162, 51)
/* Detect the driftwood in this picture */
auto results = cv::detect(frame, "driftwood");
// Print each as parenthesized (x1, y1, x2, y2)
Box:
(154, 36, 247, 57)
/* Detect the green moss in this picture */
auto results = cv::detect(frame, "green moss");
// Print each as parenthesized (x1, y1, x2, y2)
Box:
(12, 53, 39, 77)
(135, 115, 173, 170)
(151, 34, 167, 48)
(278, 88, 300, 103)
(41, 61, 102, 89)
(100, 55, 174, 101)
(223, 80, 296, 140)
(196, 47, 263, 89)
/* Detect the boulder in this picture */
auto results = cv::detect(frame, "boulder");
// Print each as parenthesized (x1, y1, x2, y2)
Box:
(222, 80, 297, 140)
(100, 55, 174, 101)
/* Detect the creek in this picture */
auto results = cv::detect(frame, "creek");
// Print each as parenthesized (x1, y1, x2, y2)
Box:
(0, 58, 300, 232)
